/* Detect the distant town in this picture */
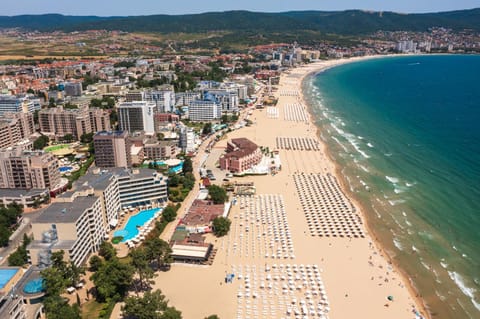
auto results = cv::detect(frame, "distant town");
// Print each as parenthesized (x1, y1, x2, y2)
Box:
(0, 22, 478, 319)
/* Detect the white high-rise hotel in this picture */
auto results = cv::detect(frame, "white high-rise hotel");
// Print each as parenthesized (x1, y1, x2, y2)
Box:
(118, 101, 155, 134)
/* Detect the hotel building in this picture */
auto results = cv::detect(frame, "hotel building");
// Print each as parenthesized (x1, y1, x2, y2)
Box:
(0, 149, 60, 192)
(27, 195, 105, 267)
(39, 106, 91, 140)
(219, 138, 262, 173)
(110, 168, 168, 208)
(188, 100, 221, 122)
(0, 112, 35, 149)
(0, 95, 39, 115)
(93, 131, 132, 168)
(118, 101, 155, 134)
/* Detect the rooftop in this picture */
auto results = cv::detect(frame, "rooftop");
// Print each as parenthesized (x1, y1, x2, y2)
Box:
(35, 196, 99, 224)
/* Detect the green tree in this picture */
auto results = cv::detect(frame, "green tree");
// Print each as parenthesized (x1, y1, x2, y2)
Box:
(80, 132, 94, 144)
(182, 157, 193, 174)
(144, 237, 172, 269)
(208, 185, 228, 204)
(161, 206, 177, 223)
(202, 123, 212, 135)
(205, 316, 220, 319)
(91, 258, 134, 302)
(122, 289, 168, 319)
(41, 267, 68, 296)
(7, 234, 31, 266)
(182, 172, 195, 190)
(129, 248, 154, 293)
(62, 134, 74, 142)
(99, 241, 117, 261)
(212, 216, 231, 237)
(33, 135, 49, 150)
(44, 295, 81, 319)
(168, 174, 180, 187)
(89, 255, 103, 272)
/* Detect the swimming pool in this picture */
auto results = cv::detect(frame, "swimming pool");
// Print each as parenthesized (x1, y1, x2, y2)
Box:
(23, 278, 44, 294)
(0, 268, 19, 289)
(113, 208, 161, 242)
(59, 166, 73, 173)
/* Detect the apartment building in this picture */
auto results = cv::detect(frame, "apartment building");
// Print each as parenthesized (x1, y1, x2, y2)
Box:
(39, 106, 91, 140)
(0, 112, 35, 149)
(179, 126, 197, 153)
(143, 139, 177, 160)
(0, 149, 60, 192)
(93, 131, 131, 168)
(118, 101, 155, 134)
(28, 195, 105, 267)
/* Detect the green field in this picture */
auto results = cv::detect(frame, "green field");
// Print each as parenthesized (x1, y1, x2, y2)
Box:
(44, 144, 70, 152)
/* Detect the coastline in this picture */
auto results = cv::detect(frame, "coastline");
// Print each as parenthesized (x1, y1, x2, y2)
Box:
(296, 55, 431, 319)
(153, 54, 430, 319)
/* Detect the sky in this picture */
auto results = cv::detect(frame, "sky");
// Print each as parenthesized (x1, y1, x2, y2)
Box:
(2, 0, 479, 16)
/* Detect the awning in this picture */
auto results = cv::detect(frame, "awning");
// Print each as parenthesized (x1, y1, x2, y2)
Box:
(109, 219, 118, 227)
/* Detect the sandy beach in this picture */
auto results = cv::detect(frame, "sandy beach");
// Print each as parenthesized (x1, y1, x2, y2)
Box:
(153, 56, 428, 319)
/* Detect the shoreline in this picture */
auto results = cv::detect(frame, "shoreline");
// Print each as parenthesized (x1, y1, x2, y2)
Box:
(153, 54, 431, 319)
(296, 55, 431, 319)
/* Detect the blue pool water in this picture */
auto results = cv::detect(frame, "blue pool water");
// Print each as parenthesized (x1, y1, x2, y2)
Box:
(113, 208, 161, 242)
(151, 161, 183, 174)
(23, 278, 44, 294)
(59, 166, 73, 173)
(0, 268, 19, 289)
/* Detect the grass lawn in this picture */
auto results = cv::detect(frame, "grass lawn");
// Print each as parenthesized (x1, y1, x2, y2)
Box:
(44, 144, 70, 152)
(81, 300, 103, 319)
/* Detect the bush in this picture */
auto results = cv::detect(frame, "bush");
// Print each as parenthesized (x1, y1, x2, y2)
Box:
(212, 217, 231, 237)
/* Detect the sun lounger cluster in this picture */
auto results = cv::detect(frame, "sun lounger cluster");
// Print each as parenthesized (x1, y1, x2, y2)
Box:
(280, 89, 300, 97)
(234, 263, 330, 319)
(267, 106, 280, 119)
(284, 103, 309, 122)
(294, 173, 365, 238)
(276, 137, 320, 151)
(229, 195, 295, 260)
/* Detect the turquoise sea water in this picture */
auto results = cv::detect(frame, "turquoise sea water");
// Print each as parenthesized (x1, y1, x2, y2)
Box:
(303, 55, 480, 319)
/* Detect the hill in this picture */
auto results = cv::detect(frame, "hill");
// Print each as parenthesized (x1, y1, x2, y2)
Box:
(1, 9, 479, 35)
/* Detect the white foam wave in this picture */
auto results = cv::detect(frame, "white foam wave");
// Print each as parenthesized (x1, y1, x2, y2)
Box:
(367, 142, 374, 148)
(412, 245, 419, 252)
(394, 188, 405, 194)
(406, 181, 417, 187)
(448, 271, 480, 311)
(393, 238, 404, 251)
(359, 165, 370, 173)
(357, 135, 364, 140)
(386, 176, 400, 184)
(440, 260, 448, 269)
(388, 199, 406, 206)
(405, 219, 412, 227)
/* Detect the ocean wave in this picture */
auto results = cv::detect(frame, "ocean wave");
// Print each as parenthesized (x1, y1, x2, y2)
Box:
(393, 238, 404, 251)
(394, 187, 405, 194)
(440, 260, 448, 269)
(367, 142, 374, 148)
(405, 181, 417, 187)
(388, 199, 406, 206)
(412, 245, 419, 252)
(358, 164, 370, 173)
(386, 176, 400, 184)
(384, 153, 393, 157)
(405, 219, 412, 227)
(448, 271, 480, 311)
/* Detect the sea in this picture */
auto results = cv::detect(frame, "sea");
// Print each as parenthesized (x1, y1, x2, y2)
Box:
(302, 55, 480, 319)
